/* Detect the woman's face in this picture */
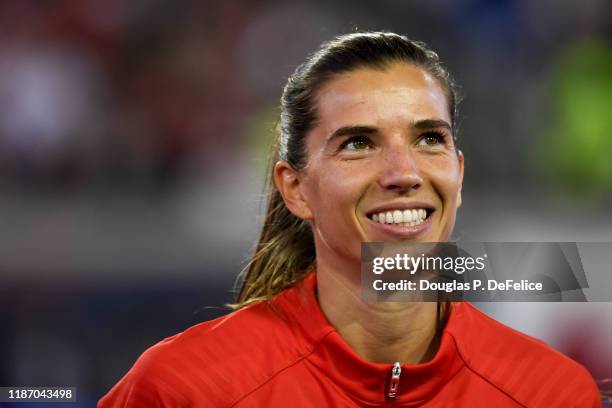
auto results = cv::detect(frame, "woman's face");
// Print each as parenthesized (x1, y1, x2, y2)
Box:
(278, 62, 464, 263)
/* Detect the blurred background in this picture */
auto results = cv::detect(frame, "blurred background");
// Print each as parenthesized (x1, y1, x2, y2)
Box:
(0, 0, 610, 406)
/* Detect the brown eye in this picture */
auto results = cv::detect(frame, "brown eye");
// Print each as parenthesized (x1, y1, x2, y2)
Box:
(341, 135, 373, 151)
(417, 131, 445, 147)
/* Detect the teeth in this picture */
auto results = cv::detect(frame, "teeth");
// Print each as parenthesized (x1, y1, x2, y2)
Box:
(386, 211, 393, 224)
(370, 208, 429, 226)
(393, 210, 403, 223)
(403, 209, 412, 222)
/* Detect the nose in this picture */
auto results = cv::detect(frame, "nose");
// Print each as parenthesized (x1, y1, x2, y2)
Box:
(378, 144, 423, 193)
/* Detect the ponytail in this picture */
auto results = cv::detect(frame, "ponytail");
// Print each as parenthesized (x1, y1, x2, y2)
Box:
(601, 379, 611, 402)
(230, 142, 315, 309)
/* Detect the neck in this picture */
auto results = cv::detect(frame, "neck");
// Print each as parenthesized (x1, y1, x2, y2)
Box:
(316, 259, 441, 365)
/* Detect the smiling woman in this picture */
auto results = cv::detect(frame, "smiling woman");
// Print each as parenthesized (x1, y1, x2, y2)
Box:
(99, 32, 602, 407)
(282, 63, 463, 248)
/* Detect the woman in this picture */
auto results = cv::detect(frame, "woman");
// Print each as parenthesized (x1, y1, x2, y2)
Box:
(99, 32, 602, 407)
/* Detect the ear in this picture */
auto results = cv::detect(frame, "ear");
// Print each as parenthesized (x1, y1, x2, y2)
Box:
(273, 161, 313, 220)
(456, 150, 465, 208)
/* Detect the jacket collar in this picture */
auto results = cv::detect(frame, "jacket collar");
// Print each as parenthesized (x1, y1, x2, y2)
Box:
(273, 271, 466, 405)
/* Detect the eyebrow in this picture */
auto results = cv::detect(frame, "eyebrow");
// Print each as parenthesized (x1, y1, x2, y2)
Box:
(413, 119, 452, 131)
(326, 125, 377, 142)
(326, 119, 452, 142)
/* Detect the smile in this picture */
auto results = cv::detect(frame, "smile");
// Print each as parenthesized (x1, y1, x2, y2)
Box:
(368, 208, 432, 227)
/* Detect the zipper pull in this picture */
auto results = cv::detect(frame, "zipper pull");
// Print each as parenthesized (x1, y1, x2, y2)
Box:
(387, 362, 402, 399)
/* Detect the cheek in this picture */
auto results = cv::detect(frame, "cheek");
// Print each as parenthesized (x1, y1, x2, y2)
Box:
(423, 157, 462, 203)
(306, 164, 370, 222)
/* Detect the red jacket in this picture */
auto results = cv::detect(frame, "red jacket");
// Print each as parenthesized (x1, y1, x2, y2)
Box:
(99, 272, 601, 407)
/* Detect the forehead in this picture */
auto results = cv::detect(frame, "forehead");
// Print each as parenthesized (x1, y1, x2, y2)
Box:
(313, 63, 450, 132)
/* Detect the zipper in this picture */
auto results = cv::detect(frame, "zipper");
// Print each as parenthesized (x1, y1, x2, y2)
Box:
(387, 362, 402, 400)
